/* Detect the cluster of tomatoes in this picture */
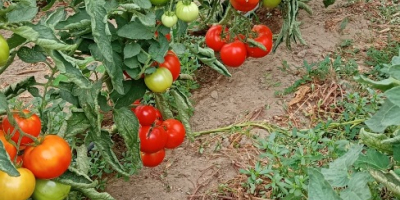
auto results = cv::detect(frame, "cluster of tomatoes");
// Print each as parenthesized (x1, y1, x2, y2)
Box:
(205, 24, 273, 67)
(230, 0, 282, 11)
(0, 110, 72, 200)
(132, 102, 186, 167)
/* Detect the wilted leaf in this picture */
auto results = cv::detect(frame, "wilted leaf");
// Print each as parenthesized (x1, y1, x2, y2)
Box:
(370, 170, 400, 196)
(359, 128, 393, 154)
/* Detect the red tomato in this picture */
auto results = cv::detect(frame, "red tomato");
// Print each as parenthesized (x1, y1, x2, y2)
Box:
(230, 0, 259, 12)
(205, 25, 230, 52)
(252, 25, 273, 40)
(0, 130, 17, 160)
(159, 50, 181, 81)
(141, 149, 165, 167)
(133, 105, 157, 126)
(154, 108, 163, 126)
(2, 110, 41, 147)
(220, 41, 247, 67)
(162, 119, 186, 149)
(139, 126, 167, 153)
(23, 135, 72, 179)
(246, 35, 273, 58)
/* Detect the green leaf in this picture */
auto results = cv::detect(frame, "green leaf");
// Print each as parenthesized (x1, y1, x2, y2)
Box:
(6, 34, 27, 49)
(117, 20, 154, 40)
(323, 0, 336, 8)
(149, 38, 169, 63)
(75, 145, 90, 175)
(137, 12, 156, 27)
(388, 65, 400, 80)
(125, 57, 140, 69)
(113, 107, 141, 172)
(56, 168, 97, 188)
(98, 93, 112, 112)
(7, 4, 38, 22)
(354, 75, 400, 92)
(385, 86, 400, 108)
(0, 93, 8, 114)
(321, 145, 363, 187)
(394, 144, 400, 162)
(64, 111, 91, 137)
(340, 172, 372, 200)
(0, 141, 19, 177)
(12, 24, 75, 51)
(76, 188, 115, 200)
(170, 43, 186, 56)
(154, 93, 174, 120)
(124, 43, 141, 59)
(308, 168, 341, 200)
(45, 7, 66, 27)
(17, 46, 47, 63)
(359, 128, 393, 154)
(113, 80, 146, 109)
(365, 99, 400, 133)
(370, 170, 400, 196)
(1, 76, 36, 99)
(87, 130, 129, 177)
(55, 9, 91, 30)
(171, 89, 193, 139)
(58, 83, 79, 106)
(135, 0, 152, 9)
(355, 148, 390, 170)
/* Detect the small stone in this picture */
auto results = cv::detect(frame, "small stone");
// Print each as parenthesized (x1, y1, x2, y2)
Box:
(210, 91, 218, 99)
(222, 138, 230, 147)
(250, 128, 269, 137)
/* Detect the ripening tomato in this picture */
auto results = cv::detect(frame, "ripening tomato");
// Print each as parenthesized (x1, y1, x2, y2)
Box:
(175, 1, 199, 22)
(0, 168, 36, 200)
(161, 12, 178, 28)
(139, 126, 168, 153)
(133, 105, 157, 126)
(23, 135, 72, 179)
(162, 119, 186, 149)
(230, 0, 259, 12)
(144, 67, 173, 93)
(159, 50, 181, 81)
(0, 34, 10, 66)
(141, 149, 165, 167)
(32, 179, 71, 200)
(205, 25, 230, 52)
(0, 130, 17, 160)
(220, 41, 247, 67)
(2, 110, 42, 147)
(263, 0, 282, 8)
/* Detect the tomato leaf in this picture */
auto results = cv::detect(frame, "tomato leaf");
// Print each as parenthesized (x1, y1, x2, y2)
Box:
(55, 8, 91, 30)
(6, 3, 38, 23)
(135, 0, 152, 9)
(0, 140, 19, 177)
(63, 111, 91, 137)
(76, 145, 91, 175)
(354, 75, 400, 92)
(171, 89, 193, 140)
(308, 168, 341, 200)
(154, 93, 174, 120)
(385, 86, 400, 108)
(45, 7, 66, 27)
(323, 0, 336, 8)
(17, 46, 47, 63)
(113, 79, 147, 109)
(117, 20, 154, 40)
(1, 76, 36, 99)
(149, 37, 169, 63)
(124, 43, 141, 59)
(6, 34, 27, 49)
(359, 128, 393, 154)
(76, 188, 115, 200)
(0, 93, 8, 114)
(113, 107, 141, 173)
(354, 148, 390, 170)
(87, 130, 130, 177)
(339, 172, 372, 200)
(170, 43, 186, 56)
(365, 99, 400, 133)
(137, 12, 156, 27)
(56, 168, 97, 188)
(370, 170, 400, 196)
(125, 57, 140, 69)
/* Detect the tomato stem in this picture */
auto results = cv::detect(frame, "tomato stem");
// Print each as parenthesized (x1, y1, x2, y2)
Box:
(0, 50, 17, 75)
(218, 4, 233, 26)
(168, 0, 174, 12)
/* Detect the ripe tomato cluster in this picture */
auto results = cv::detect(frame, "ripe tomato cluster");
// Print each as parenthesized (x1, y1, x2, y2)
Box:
(132, 103, 186, 167)
(0, 110, 72, 200)
(230, 0, 282, 12)
(205, 24, 273, 68)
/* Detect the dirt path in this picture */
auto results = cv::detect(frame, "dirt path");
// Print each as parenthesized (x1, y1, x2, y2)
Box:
(105, 1, 377, 199)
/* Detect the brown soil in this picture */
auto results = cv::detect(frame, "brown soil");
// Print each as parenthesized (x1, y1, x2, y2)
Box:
(0, 0, 393, 199)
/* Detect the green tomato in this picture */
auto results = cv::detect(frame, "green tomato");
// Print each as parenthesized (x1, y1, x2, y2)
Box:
(162, 12, 178, 28)
(0, 34, 10, 66)
(175, 1, 199, 23)
(32, 179, 71, 200)
(145, 67, 173, 93)
(150, 0, 169, 6)
(263, 0, 281, 9)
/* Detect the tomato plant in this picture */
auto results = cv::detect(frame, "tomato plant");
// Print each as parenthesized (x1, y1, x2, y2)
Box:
(220, 41, 248, 67)
(230, 0, 260, 12)
(0, 34, 9, 67)
(32, 179, 71, 200)
(139, 126, 168, 153)
(133, 105, 157, 126)
(141, 149, 166, 167)
(0, 130, 17, 160)
(145, 67, 173, 93)
(205, 25, 230, 52)
(162, 12, 178, 28)
(2, 110, 41, 147)
(159, 50, 181, 81)
(23, 135, 72, 179)
(0, 168, 36, 200)
(162, 119, 186, 149)
(175, 1, 199, 22)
